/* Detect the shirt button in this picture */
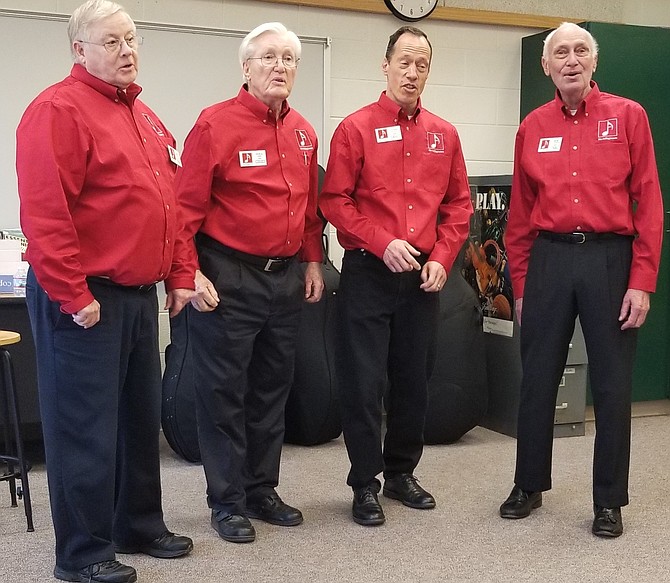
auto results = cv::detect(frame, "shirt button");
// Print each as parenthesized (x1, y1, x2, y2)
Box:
(574, 120, 579, 125)
(281, 153, 286, 158)
(166, 204, 170, 210)
(406, 152, 411, 157)
(288, 182, 293, 187)
(574, 198, 579, 203)
(406, 178, 412, 183)
(585, 112, 589, 117)
(572, 171, 577, 176)
(408, 204, 413, 210)
(576, 226, 582, 231)
(156, 171, 160, 176)
(143, 138, 147, 143)
(290, 211, 295, 216)
(572, 145, 577, 150)
(409, 228, 415, 233)
(287, 240, 291, 245)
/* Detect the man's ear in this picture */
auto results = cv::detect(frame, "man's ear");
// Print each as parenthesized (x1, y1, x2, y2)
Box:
(73, 41, 86, 64)
(382, 58, 389, 76)
(541, 56, 550, 77)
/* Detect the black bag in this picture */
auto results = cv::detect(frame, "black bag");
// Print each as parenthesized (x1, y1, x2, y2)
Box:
(161, 306, 201, 463)
(423, 263, 489, 444)
(284, 241, 342, 445)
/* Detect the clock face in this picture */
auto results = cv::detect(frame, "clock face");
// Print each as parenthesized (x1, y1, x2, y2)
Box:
(384, 0, 439, 23)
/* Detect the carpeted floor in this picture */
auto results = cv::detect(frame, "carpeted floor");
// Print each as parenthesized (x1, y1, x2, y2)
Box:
(2, 415, 669, 582)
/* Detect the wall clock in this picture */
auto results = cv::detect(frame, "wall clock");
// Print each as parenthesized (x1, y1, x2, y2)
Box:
(384, 0, 439, 22)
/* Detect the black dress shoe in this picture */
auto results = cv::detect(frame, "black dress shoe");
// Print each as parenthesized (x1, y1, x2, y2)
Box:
(246, 493, 303, 526)
(383, 474, 436, 509)
(352, 485, 386, 526)
(115, 530, 193, 558)
(500, 485, 542, 519)
(592, 506, 623, 538)
(54, 560, 137, 583)
(211, 511, 256, 543)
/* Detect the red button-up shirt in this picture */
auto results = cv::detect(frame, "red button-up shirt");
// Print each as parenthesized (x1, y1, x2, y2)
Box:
(16, 64, 178, 314)
(167, 86, 323, 290)
(506, 82, 664, 298)
(319, 92, 472, 272)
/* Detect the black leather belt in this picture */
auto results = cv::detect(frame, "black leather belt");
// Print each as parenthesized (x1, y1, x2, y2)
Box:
(538, 231, 631, 245)
(88, 276, 156, 292)
(196, 233, 295, 273)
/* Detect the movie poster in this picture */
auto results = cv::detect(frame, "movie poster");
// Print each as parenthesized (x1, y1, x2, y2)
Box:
(462, 181, 514, 337)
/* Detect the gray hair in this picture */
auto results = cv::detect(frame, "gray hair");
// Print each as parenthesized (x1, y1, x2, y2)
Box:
(238, 22, 301, 80)
(68, 0, 128, 59)
(543, 22, 599, 60)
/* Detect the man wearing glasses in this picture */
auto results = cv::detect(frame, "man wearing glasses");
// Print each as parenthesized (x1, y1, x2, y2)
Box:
(166, 22, 324, 544)
(16, 2, 192, 581)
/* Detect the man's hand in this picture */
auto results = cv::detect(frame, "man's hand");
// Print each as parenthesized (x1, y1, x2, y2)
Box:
(619, 288, 650, 330)
(190, 270, 220, 312)
(165, 288, 195, 317)
(420, 260, 446, 293)
(72, 299, 101, 329)
(304, 261, 324, 304)
(383, 239, 422, 272)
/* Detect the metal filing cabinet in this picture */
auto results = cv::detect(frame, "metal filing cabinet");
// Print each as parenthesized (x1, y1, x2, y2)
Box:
(553, 319, 588, 437)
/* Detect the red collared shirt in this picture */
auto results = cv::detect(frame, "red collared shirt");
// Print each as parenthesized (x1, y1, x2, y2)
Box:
(319, 92, 472, 272)
(167, 86, 323, 290)
(16, 64, 178, 314)
(506, 82, 664, 297)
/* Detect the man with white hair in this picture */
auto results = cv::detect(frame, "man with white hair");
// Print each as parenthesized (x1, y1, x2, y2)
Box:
(17, 1, 193, 581)
(500, 22, 663, 538)
(166, 22, 324, 544)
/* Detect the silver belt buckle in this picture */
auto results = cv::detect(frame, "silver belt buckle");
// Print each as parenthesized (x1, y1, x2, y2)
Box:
(264, 258, 281, 271)
(572, 232, 586, 244)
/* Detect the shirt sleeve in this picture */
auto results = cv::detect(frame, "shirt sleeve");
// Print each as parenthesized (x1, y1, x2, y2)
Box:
(166, 119, 215, 291)
(299, 137, 325, 263)
(626, 105, 664, 293)
(429, 128, 473, 273)
(504, 121, 538, 300)
(17, 101, 95, 314)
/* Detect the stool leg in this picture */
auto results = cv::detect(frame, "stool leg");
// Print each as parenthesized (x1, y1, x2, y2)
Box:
(1, 348, 34, 532)
(0, 350, 18, 508)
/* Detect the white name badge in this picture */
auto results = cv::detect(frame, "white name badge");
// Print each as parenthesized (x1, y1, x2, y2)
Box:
(239, 150, 267, 167)
(167, 145, 182, 167)
(375, 125, 402, 143)
(537, 137, 562, 152)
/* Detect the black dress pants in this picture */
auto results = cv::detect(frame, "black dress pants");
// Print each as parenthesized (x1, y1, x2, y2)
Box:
(189, 246, 303, 516)
(337, 250, 439, 490)
(514, 235, 637, 508)
(26, 269, 167, 571)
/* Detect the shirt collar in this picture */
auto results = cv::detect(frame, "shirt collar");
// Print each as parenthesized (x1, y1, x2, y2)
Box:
(377, 91, 422, 123)
(554, 80, 600, 116)
(70, 64, 142, 104)
(238, 85, 291, 123)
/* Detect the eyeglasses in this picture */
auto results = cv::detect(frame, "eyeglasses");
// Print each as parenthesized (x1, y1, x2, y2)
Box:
(79, 34, 143, 54)
(247, 54, 300, 69)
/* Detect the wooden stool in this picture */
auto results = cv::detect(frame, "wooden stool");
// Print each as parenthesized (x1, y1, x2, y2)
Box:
(0, 330, 34, 532)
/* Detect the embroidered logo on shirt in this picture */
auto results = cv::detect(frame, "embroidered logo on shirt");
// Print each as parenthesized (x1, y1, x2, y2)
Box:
(239, 150, 268, 167)
(375, 126, 402, 143)
(537, 137, 562, 152)
(598, 118, 618, 140)
(427, 132, 444, 153)
(142, 113, 165, 137)
(295, 129, 314, 150)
